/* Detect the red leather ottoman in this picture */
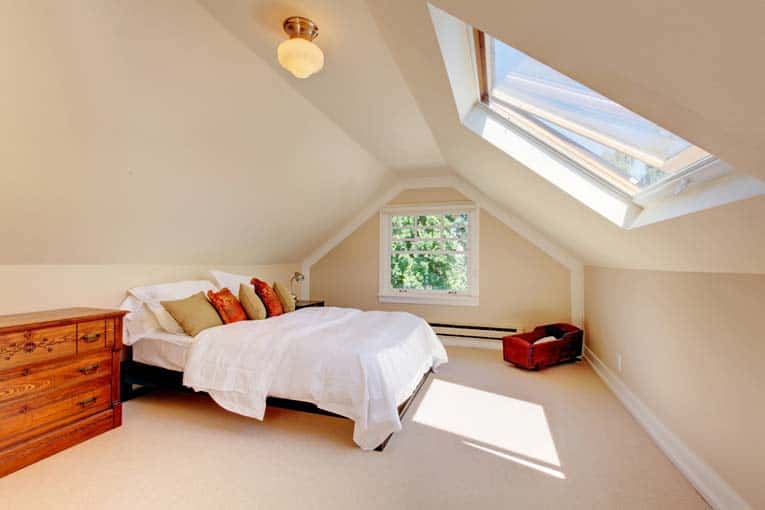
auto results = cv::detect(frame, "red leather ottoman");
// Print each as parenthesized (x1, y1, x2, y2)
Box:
(502, 323, 583, 370)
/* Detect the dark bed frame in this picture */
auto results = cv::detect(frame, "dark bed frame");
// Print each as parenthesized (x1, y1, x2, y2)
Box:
(120, 351, 431, 452)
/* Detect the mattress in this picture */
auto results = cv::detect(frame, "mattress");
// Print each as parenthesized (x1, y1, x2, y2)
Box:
(131, 327, 430, 406)
(132, 331, 192, 372)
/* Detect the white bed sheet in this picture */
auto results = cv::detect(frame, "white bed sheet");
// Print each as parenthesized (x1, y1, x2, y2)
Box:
(182, 307, 447, 449)
(132, 332, 430, 407)
(130, 308, 447, 421)
(132, 331, 192, 372)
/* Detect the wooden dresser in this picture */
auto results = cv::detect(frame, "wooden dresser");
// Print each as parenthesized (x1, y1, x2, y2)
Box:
(0, 308, 126, 477)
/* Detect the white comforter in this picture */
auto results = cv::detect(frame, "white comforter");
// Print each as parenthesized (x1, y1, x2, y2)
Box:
(182, 307, 448, 450)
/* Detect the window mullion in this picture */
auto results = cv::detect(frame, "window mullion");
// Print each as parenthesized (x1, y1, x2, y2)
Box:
(488, 100, 641, 194)
(385, 209, 475, 299)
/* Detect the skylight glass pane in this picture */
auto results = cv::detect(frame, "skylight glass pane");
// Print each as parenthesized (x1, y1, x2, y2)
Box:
(488, 36, 701, 173)
(535, 117, 668, 187)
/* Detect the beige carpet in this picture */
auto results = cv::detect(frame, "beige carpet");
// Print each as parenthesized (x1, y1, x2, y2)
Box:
(0, 347, 708, 510)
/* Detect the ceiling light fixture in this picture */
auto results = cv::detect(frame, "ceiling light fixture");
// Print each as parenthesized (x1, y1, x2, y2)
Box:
(277, 16, 324, 79)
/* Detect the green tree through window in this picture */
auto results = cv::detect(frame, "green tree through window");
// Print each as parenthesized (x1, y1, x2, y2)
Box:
(390, 213, 469, 292)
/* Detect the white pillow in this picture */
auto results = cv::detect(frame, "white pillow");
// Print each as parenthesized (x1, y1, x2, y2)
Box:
(120, 295, 161, 345)
(128, 280, 217, 335)
(210, 270, 252, 296)
(535, 335, 559, 345)
(145, 303, 185, 335)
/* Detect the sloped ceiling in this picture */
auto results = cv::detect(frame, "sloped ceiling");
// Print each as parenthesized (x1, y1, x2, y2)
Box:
(430, 0, 765, 181)
(196, 0, 444, 172)
(4, 0, 765, 273)
(366, 0, 765, 273)
(0, 0, 393, 264)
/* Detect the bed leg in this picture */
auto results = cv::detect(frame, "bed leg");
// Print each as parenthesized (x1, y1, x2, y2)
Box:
(120, 377, 133, 402)
(373, 369, 432, 452)
(374, 435, 393, 452)
(120, 359, 134, 402)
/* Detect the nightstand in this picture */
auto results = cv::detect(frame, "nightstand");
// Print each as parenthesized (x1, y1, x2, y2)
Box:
(295, 300, 325, 310)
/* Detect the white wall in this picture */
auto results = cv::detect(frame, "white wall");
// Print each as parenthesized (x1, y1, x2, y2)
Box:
(0, 264, 298, 315)
(310, 188, 571, 330)
(585, 267, 764, 508)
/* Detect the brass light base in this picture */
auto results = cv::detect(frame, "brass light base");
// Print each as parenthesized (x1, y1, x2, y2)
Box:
(283, 16, 319, 41)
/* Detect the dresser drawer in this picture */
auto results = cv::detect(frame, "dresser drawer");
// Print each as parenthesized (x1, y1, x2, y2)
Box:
(0, 408, 116, 477)
(0, 325, 76, 371)
(77, 319, 112, 354)
(0, 352, 112, 405)
(0, 307, 125, 476)
(0, 381, 110, 449)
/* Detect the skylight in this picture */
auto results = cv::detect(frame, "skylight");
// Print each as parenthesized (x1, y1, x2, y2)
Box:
(476, 31, 713, 195)
(429, 4, 756, 228)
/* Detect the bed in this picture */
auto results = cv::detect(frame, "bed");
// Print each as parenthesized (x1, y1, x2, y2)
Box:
(122, 301, 448, 451)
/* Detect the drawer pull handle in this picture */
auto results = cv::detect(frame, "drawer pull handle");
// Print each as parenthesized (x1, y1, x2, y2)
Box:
(80, 333, 102, 343)
(78, 364, 100, 375)
(77, 396, 98, 408)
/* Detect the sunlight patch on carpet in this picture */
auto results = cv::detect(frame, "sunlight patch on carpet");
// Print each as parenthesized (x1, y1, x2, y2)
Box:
(413, 379, 561, 468)
(463, 441, 566, 479)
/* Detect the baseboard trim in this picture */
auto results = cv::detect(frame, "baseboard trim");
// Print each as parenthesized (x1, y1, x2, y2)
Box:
(439, 336, 502, 351)
(583, 347, 750, 510)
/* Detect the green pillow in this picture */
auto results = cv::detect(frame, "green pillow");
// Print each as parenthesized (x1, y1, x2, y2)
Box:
(239, 284, 266, 320)
(161, 292, 223, 337)
(273, 281, 295, 313)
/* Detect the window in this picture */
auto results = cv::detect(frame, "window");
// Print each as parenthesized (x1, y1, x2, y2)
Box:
(474, 30, 714, 196)
(429, 5, 748, 229)
(379, 205, 478, 306)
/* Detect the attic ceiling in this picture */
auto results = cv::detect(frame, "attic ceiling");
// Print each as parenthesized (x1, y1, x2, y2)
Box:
(434, 0, 765, 181)
(0, 0, 393, 264)
(2, 0, 765, 273)
(365, 0, 765, 274)
(196, 0, 445, 172)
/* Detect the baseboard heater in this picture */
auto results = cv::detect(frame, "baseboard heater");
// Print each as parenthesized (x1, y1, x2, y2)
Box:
(429, 322, 517, 341)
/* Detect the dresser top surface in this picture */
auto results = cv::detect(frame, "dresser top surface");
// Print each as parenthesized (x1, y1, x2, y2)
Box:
(0, 307, 126, 332)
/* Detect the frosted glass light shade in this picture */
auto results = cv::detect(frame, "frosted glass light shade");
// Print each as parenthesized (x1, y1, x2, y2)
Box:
(277, 38, 324, 79)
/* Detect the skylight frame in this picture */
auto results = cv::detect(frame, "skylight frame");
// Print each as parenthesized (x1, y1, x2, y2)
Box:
(473, 29, 714, 197)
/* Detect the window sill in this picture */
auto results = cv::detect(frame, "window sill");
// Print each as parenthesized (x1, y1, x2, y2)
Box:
(378, 294, 479, 306)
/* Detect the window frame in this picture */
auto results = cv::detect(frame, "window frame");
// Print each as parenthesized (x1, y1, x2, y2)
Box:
(473, 29, 715, 197)
(378, 203, 479, 306)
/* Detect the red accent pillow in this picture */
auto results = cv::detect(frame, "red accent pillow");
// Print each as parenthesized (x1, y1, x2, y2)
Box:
(207, 289, 247, 324)
(250, 278, 284, 317)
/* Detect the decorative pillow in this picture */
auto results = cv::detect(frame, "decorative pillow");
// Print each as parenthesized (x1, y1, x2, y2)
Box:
(535, 335, 560, 345)
(129, 280, 217, 334)
(160, 292, 223, 337)
(273, 281, 295, 313)
(250, 278, 284, 317)
(239, 284, 266, 320)
(210, 270, 251, 296)
(207, 288, 247, 324)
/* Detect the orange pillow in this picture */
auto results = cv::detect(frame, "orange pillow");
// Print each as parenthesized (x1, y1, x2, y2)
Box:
(250, 278, 284, 317)
(207, 288, 247, 324)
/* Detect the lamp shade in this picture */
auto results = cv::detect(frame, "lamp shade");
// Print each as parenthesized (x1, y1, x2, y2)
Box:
(277, 38, 324, 79)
